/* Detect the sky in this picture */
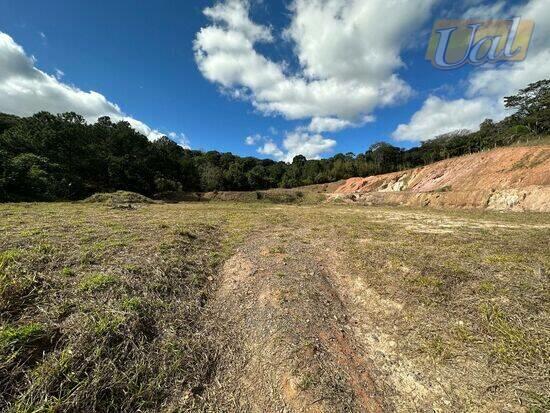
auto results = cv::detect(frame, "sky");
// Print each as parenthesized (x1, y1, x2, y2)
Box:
(0, 0, 548, 161)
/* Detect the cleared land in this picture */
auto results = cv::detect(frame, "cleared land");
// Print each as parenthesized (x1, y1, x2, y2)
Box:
(333, 145, 550, 212)
(0, 201, 549, 412)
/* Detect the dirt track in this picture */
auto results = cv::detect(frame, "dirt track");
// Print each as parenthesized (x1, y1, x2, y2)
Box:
(195, 205, 550, 412)
(201, 227, 388, 412)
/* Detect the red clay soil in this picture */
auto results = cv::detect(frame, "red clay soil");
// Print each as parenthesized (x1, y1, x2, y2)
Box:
(332, 146, 550, 212)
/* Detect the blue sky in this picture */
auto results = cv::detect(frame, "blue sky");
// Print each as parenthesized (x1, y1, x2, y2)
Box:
(0, 0, 547, 161)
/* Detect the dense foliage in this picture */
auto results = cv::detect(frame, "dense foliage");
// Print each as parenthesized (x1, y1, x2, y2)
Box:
(0, 79, 548, 201)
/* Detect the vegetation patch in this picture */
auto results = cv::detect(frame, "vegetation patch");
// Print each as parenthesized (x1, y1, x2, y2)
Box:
(83, 190, 155, 205)
(78, 273, 119, 292)
(0, 202, 225, 412)
(0, 323, 49, 355)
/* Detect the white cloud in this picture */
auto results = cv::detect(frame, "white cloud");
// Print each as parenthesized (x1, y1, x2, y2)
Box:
(0, 32, 188, 144)
(393, 96, 505, 141)
(393, 0, 550, 142)
(465, 50, 550, 100)
(245, 133, 262, 145)
(307, 117, 354, 133)
(307, 114, 375, 133)
(286, 0, 433, 85)
(258, 140, 285, 159)
(168, 132, 191, 149)
(195, 0, 436, 154)
(193, 0, 435, 121)
(54, 68, 64, 80)
(462, 1, 506, 19)
(257, 130, 336, 162)
(283, 131, 336, 161)
(204, 0, 273, 43)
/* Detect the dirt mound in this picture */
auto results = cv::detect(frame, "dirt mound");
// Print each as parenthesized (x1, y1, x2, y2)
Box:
(333, 146, 550, 212)
(83, 191, 156, 204)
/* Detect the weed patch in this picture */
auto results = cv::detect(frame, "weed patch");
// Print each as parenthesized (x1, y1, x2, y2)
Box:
(78, 273, 118, 292)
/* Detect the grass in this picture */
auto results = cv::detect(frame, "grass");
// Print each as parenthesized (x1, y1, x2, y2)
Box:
(511, 134, 550, 147)
(78, 273, 118, 292)
(0, 323, 48, 354)
(480, 303, 545, 366)
(0, 201, 231, 412)
(269, 245, 286, 254)
(323, 205, 549, 410)
(60, 267, 75, 277)
(0, 249, 24, 270)
(83, 190, 155, 204)
(298, 372, 317, 391)
(433, 185, 452, 193)
(0, 201, 548, 411)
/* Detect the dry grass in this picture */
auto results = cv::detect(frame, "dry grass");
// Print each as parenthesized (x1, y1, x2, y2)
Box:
(512, 135, 550, 147)
(0, 201, 548, 412)
(306, 206, 550, 411)
(0, 202, 236, 412)
(83, 190, 156, 204)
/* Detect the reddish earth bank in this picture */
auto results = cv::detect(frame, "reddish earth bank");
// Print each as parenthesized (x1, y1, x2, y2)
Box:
(332, 146, 550, 212)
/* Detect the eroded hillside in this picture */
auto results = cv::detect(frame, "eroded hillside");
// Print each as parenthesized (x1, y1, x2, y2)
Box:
(332, 146, 550, 212)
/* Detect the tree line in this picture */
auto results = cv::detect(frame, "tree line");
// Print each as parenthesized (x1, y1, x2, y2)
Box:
(0, 79, 548, 202)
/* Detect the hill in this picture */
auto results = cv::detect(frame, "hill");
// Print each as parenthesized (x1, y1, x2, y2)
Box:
(332, 145, 550, 212)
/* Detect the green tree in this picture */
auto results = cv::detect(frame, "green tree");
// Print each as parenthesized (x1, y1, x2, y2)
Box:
(200, 164, 224, 191)
(4, 153, 59, 201)
(505, 79, 550, 133)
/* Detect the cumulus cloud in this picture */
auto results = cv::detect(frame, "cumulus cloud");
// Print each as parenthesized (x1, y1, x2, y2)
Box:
(0, 32, 188, 144)
(286, 0, 432, 85)
(257, 131, 336, 162)
(194, 0, 436, 121)
(393, 96, 504, 141)
(282, 131, 336, 160)
(245, 134, 263, 145)
(307, 117, 354, 133)
(195, 0, 436, 155)
(394, 0, 550, 141)
(258, 140, 285, 159)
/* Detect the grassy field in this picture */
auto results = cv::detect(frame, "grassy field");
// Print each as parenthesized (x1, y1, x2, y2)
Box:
(0, 201, 548, 412)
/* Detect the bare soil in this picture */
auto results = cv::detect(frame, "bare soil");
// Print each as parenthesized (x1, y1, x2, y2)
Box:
(332, 146, 550, 212)
(193, 205, 549, 412)
(199, 228, 388, 412)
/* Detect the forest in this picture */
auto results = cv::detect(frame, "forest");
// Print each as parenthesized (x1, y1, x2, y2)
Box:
(0, 79, 548, 201)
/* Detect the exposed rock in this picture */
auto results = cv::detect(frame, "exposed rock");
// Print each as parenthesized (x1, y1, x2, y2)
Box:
(332, 146, 550, 212)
